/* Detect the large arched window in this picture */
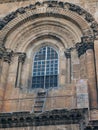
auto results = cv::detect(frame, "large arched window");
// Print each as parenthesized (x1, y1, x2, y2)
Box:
(32, 46, 58, 89)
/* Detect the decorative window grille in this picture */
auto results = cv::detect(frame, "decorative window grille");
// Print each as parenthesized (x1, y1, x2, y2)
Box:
(32, 46, 58, 89)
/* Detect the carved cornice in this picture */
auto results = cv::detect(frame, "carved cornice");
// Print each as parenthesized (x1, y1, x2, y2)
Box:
(0, 109, 88, 128)
(0, 1, 97, 38)
(18, 53, 26, 63)
(3, 50, 13, 63)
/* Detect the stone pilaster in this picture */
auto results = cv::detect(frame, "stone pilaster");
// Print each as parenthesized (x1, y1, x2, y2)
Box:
(76, 42, 87, 79)
(65, 50, 71, 83)
(76, 36, 98, 109)
(0, 50, 13, 111)
(15, 53, 26, 87)
(85, 37, 98, 109)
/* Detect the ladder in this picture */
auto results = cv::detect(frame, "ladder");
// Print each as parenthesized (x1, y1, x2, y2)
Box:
(33, 90, 47, 114)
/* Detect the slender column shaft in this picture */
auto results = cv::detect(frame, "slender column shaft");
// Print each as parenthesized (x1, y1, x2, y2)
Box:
(86, 44, 97, 109)
(83, 36, 97, 109)
(16, 53, 26, 87)
(16, 62, 22, 87)
(0, 59, 2, 82)
(0, 46, 5, 80)
(79, 54, 87, 79)
(65, 50, 71, 83)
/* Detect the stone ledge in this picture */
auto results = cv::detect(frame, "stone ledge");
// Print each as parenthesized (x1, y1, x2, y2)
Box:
(0, 108, 88, 128)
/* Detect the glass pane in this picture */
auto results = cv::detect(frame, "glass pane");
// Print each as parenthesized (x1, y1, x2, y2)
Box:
(32, 46, 58, 89)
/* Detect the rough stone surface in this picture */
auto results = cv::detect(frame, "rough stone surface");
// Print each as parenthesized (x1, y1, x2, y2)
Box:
(0, 0, 98, 130)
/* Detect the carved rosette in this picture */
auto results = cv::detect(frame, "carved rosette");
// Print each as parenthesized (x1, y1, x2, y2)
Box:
(3, 50, 13, 63)
(18, 53, 26, 64)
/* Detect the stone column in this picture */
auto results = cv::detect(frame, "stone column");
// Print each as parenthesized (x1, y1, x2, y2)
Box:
(84, 36, 98, 109)
(0, 50, 13, 111)
(0, 45, 5, 79)
(65, 50, 71, 83)
(76, 36, 98, 109)
(76, 42, 87, 79)
(15, 53, 26, 87)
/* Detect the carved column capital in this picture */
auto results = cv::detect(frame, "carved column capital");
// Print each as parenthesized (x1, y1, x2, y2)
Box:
(81, 35, 94, 43)
(76, 42, 86, 57)
(18, 53, 26, 63)
(76, 36, 94, 57)
(3, 50, 13, 63)
(81, 36, 94, 51)
(65, 49, 71, 59)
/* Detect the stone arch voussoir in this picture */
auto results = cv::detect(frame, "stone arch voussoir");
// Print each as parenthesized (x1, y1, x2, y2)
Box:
(0, 0, 97, 48)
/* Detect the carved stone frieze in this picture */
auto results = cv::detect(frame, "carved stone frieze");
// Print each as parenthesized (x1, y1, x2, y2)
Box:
(0, 1, 97, 38)
(68, 3, 85, 15)
(85, 13, 95, 22)
(0, 108, 88, 128)
(90, 22, 98, 37)
(18, 53, 26, 63)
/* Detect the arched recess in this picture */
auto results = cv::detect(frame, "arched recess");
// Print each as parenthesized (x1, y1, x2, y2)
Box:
(0, 1, 98, 111)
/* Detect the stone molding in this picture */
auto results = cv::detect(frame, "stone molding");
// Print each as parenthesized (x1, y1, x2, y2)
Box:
(0, 109, 88, 128)
(0, 0, 97, 43)
(0, 46, 26, 63)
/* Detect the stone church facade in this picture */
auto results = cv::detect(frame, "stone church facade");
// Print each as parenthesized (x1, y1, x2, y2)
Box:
(0, 0, 98, 130)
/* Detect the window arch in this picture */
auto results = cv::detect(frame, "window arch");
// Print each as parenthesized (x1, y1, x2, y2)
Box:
(32, 46, 58, 89)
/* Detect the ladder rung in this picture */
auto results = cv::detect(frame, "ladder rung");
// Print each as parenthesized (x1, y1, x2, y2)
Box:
(35, 100, 44, 103)
(37, 92, 46, 96)
(33, 90, 47, 114)
(34, 105, 43, 108)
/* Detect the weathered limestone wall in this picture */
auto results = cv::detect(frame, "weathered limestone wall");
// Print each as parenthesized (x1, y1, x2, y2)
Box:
(0, 1, 98, 129)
